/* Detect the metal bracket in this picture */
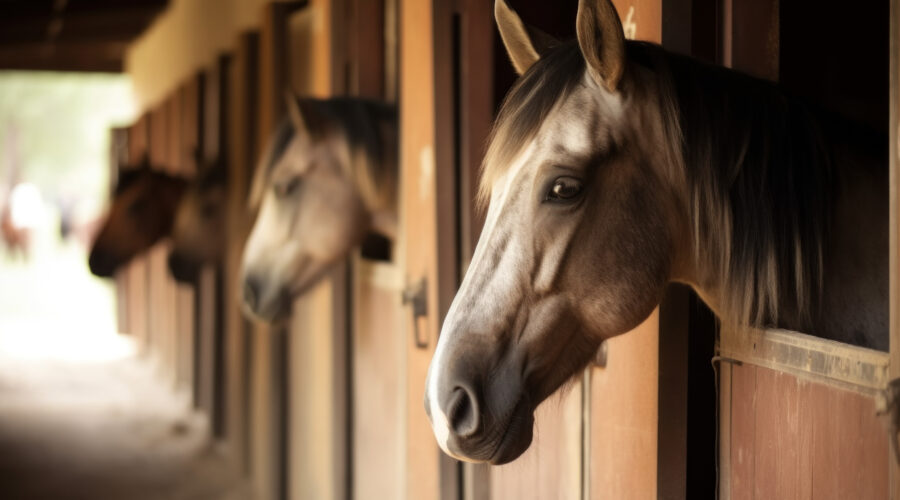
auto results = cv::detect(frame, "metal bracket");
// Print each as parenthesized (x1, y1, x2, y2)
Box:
(876, 377, 900, 463)
(402, 277, 429, 349)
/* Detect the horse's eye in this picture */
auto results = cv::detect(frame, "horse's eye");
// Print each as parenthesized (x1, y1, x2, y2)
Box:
(546, 176, 583, 202)
(274, 176, 301, 198)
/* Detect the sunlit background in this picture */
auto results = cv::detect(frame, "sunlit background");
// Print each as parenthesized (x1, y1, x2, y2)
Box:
(0, 72, 136, 361)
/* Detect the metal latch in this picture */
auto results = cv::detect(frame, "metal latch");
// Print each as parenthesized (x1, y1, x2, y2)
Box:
(876, 378, 900, 463)
(402, 278, 429, 349)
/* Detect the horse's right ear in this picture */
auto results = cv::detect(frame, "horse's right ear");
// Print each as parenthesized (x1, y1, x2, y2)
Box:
(495, 0, 558, 75)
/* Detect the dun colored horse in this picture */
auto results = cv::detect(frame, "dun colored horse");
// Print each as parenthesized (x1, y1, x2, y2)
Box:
(88, 159, 187, 277)
(425, 0, 887, 464)
(241, 93, 397, 321)
(167, 157, 227, 282)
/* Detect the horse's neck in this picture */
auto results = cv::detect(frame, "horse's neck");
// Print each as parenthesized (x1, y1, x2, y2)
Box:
(683, 119, 889, 350)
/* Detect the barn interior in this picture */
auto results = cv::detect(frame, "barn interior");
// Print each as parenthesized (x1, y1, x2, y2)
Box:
(0, 0, 895, 499)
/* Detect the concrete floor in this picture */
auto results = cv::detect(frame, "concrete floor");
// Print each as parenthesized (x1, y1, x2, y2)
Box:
(0, 350, 251, 500)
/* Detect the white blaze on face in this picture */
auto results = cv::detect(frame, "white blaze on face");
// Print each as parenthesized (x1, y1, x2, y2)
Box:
(426, 140, 537, 458)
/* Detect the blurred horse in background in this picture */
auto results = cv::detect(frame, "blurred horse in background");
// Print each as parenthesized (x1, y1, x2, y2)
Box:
(167, 155, 228, 283)
(88, 158, 187, 277)
(240, 93, 397, 322)
(1, 182, 43, 261)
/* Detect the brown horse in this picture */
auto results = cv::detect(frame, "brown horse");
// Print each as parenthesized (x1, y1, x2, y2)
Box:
(88, 160, 187, 277)
(241, 93, 397, 321)
(425, 0, 887, 464)
(167, 157, 228, 282)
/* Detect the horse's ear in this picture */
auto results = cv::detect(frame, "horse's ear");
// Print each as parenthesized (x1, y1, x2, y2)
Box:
(576, 0, 626, 92)
(284, 90, 310, 137)
(495, 0, 558, 75)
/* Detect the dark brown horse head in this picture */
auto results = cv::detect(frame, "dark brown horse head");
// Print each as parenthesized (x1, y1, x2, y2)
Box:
(168, 156, 228, 283)
(89, 161, 187, 277)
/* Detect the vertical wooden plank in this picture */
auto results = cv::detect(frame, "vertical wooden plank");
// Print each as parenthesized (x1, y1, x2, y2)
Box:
(588, 313, 659, 500)
(400, 0, 445, 499)
(147, 104, 170, 375)
(125, 116, 149, 350)
(175, 77, 200, 400)
(729, 363, 756, 500)
(110, 127, 130, 336)
(809, 383, 888, 500)
(890, 0, 900, 498)
(351, 263, 405, 500)
(489, 388, 582, 500)
(752, 369, 808, 500)
(225, 30, 259, 477)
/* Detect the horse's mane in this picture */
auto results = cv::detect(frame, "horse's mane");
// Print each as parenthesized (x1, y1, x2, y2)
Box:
(248, 97, 397, 211)
(482, 39, 869, 332)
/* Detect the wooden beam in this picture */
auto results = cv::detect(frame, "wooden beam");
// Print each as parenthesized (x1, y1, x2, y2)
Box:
(0, 41, 126, 72)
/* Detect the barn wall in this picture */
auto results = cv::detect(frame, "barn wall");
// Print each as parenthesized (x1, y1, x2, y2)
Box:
(125, 0, 270, 110)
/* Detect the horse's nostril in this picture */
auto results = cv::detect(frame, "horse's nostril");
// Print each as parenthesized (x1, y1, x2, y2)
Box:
(448, 385, 480, 438)
(243, 279, 260, 311)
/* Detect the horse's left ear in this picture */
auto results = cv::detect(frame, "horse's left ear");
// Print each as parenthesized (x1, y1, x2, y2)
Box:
(576, 0, 626, 92)
(495, 0, 559, 75)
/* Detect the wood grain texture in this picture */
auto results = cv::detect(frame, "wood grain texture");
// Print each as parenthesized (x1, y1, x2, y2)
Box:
(400, 0, 445, 498)
(352, 260, 405, 500)
(490, 384, 583, 500)
(588, 312, 659, 500)
(727, 363, 888, 499)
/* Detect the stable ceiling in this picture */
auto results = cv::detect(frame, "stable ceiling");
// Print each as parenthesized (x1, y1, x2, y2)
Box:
(0, 0, 168, 72)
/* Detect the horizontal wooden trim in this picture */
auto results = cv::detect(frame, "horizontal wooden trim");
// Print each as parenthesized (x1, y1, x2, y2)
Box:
(718, 328, 890, 396)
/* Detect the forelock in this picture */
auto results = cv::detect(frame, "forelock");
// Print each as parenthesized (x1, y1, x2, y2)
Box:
(480, 40, 586, 206)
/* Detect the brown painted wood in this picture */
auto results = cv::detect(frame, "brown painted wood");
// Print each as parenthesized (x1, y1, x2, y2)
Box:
(351, 261, 404, 500)
(175, 77, 200, 399)
(490, 387, 583, 500)
(224, 31, 259, 477)
(890, 0, 900, 497)
(124, 116, 149, 348)
(400, 1, 445, 498)
(588, 313, 659, 500)
(727, 363, 888, 499)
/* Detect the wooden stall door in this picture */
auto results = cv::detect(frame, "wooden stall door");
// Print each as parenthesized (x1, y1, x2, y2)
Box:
(718, 1, 892, 498)
(399, 1, 451, 499)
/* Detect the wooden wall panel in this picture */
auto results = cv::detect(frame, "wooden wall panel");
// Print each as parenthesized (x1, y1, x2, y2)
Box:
(125, 117, 149, 348)
(726, 364, 888, 499)
(147, 104, 171, 374)
(400, 0, 446, 498)
(588, 314, 659, 500)
(225, 30, 259, 477)
(891, 0, 900, 496)
(175, 77, 200, 399)
(489, 388, 582, 500)
(351, 262, 405, 500)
